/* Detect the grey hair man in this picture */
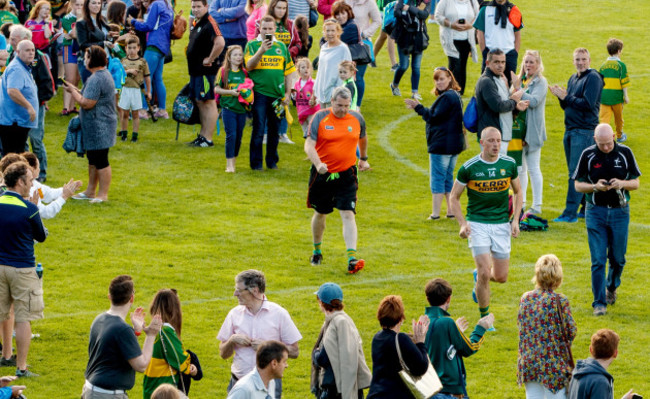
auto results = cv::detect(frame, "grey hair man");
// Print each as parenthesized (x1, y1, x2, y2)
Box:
(217, 269, 302, 398)
(304, 87, 371, 273)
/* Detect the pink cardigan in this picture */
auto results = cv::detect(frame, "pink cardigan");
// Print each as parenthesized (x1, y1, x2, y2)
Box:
(246, 5, 267, 41)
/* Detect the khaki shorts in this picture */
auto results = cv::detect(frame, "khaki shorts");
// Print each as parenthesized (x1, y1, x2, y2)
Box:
(0, 265, 44, 323)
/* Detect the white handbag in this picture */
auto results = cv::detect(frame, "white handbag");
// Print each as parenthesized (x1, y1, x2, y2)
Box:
(395, 334, 443, 399)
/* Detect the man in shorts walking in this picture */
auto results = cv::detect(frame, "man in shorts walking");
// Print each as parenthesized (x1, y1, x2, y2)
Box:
(304, 86, 370, 273)
(449, 127, 522, 325)
(186, 0, 225, 148)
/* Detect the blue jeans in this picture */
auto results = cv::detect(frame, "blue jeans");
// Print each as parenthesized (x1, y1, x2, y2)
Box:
(430, 153, 457, 194)
(585, 204, 629, 308)
(222, 108, 246, 159)
(560, 129, 594, 217)
(393, 49, 423, 93)
(78, 57, 91, 84)
(144, 48, 167, 109)
(355, 63, 368, 107)
(26, 104, 47, 179)
(433, 394, 468, 399)
(250, 91, 280, 169)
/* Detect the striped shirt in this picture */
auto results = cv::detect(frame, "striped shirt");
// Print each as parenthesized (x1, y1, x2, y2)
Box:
(599, 56, 630, 105)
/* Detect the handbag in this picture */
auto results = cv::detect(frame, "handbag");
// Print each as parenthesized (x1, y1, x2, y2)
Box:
(555, 295, 575, 381)
(395, 334, 443, 399)
(463, 96, 478, 133)
(348, 42, 372, 66)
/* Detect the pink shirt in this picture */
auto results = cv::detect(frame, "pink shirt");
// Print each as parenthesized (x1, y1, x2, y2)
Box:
(246, 5, 267, 41)
(25, 19, 53, 50)
(217, 298, 302, 378)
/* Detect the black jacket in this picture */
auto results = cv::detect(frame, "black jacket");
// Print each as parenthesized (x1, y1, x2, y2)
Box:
(475, 67, 516, 138)
(8, 51, 54, 104)
(415, 90, 464, 155)
(76, 18, 108, 53)
(391, 0, 430, 54)
(559, 68, 604, 131)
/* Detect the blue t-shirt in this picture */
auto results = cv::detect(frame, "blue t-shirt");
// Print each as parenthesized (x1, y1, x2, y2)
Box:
(0, 35, 6, 50)
(0, 57, 38, 128)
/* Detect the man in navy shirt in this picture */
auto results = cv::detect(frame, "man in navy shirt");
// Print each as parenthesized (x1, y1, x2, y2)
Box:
(573, 124, 640, 316)
(0, 161, 46, 377)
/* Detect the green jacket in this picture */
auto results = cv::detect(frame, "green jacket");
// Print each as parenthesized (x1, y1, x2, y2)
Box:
(424, 306, 486, 395)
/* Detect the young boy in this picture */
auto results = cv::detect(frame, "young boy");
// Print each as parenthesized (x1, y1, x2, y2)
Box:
(118, 36, 151, 143)
(599, 38, 630, 143)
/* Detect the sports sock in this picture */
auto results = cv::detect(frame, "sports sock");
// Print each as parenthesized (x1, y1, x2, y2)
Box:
(313, 242, 322, 255)
(347, 248, 357, 260)
(479, 306, 490, 318)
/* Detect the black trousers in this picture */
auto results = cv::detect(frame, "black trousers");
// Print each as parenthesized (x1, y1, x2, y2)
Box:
(0, 123, 30, 156)
(448, 39, 471, 95)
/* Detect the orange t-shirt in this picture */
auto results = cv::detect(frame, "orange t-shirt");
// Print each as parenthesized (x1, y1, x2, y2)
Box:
(309, 109, 366, 173)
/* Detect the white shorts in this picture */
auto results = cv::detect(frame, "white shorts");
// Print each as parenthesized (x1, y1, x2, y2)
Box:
(118, 87, 143, 111)
(468, 221, 511, 258)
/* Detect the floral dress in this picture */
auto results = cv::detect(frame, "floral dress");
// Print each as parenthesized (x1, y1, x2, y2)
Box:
(517, 289, 577, 393)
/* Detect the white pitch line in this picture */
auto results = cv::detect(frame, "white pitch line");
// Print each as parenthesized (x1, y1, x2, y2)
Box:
(376, 112, 427, 175)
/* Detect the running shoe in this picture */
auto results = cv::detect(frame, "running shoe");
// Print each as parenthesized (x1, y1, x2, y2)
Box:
(348, 258, 365, 274)
(412, 93, 423, 101)
(279, 134, 295, 144)
(616, 133, 627, 143)
(606, 289, 617, 305)
(390, 83, 401, 97)
(310, 253, 323, 266)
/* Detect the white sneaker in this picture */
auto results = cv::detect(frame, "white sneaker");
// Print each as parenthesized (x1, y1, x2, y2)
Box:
(412, 93, 423, 101)
(279, 134, 295, 144)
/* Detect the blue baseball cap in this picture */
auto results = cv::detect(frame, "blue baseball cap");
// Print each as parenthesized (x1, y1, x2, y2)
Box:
(315, 283, 343, 305)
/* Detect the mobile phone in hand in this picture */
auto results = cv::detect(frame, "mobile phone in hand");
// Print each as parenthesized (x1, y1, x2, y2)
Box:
(265, 33, 272, 42)
(631, 394, 642, 399)
(458, 18, 465, 24)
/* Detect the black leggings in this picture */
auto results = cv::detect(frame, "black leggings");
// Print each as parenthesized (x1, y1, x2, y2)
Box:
(448, 39, 471, 95)
(86, 148, 110, 170)
(0, 124, 30, 156)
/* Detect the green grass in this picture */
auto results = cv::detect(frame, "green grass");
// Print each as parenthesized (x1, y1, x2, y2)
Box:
(18, 0, 650, 397)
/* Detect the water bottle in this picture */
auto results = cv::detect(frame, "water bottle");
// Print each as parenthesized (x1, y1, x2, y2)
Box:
(36, 263, 43, 279)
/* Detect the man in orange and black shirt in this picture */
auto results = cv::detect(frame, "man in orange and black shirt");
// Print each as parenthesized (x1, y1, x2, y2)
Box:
(304, 87, 370, 274)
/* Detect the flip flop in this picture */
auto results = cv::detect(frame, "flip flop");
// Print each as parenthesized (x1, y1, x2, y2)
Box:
(89, 198, 106, 204)
(72, 193, 92, 200)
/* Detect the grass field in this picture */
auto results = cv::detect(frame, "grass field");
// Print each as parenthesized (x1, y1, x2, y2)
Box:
(15, 0, 650, 397)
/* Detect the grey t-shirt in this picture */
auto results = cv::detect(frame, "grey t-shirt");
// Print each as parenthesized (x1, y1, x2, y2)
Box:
(80, 69, 117, 151)
(85, 313, 142, 391)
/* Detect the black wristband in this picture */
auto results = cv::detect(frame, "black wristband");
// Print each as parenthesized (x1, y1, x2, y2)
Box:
(360, 156, 368, 161)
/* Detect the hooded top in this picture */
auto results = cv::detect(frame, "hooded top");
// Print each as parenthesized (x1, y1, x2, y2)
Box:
(567, 358, 614, 399)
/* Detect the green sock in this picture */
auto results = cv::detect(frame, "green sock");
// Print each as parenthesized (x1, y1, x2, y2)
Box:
(313, 242, 322, 255)
(347, 248, 357, 260)
(479, 306, 490, 318)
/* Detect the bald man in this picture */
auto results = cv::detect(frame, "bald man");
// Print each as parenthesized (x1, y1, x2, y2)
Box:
(573, 124, 640, 316)
(6, 25, 55, 182)
(450, 127, 521, 326)
(0, 39, 38, 156)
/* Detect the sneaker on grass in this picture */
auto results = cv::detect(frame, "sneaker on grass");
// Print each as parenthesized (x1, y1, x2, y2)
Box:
(16, 368, 38, 378)
(188, 136, 214, 148)
(0, 355, 16, 367)
(347, 258, 365, 274)
(606, 289, 617, 305)
(279, 134, 294, 144)
(310, 253, 323, 266)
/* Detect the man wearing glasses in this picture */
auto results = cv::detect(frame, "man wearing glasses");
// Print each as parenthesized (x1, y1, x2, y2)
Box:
(218, 269, 302, 398)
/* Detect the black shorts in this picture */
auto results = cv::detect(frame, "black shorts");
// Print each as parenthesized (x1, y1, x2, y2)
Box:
(382, 24, 394, 36)
(307, 165, 358, 214)
(86, 148, 110, 169)
(189, 74, 216, 101)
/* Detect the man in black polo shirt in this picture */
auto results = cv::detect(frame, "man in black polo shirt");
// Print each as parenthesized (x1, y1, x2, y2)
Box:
(186, 0, 225, 148)
(573, 124, 640, 317)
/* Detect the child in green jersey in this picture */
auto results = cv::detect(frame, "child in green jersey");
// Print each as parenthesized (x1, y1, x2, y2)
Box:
(338, 60, 358, 111)
(599, 38, 630, 143)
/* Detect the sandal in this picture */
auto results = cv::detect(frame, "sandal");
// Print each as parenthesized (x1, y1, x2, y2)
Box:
(72, 193, 93, 200)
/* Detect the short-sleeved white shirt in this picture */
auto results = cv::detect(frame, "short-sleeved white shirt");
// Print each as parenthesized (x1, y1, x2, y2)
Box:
(217, 298, 302, 378)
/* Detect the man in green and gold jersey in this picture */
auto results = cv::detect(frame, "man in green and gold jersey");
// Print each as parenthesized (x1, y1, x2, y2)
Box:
(450, 127, 522, 327)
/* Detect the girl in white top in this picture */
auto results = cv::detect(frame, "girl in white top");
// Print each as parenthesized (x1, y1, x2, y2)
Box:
(312, 20, 351, 107)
